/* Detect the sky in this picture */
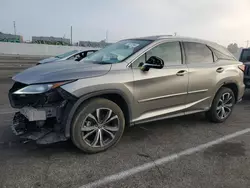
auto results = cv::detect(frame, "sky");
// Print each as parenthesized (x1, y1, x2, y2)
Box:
(0, 0, 250, 47)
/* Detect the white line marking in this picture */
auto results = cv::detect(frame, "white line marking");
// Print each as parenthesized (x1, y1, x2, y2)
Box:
(0, 111, 16, 115)
(0, 108, 17, 115)
(80, 128, 250, 188)
(0, 112, 15, 115)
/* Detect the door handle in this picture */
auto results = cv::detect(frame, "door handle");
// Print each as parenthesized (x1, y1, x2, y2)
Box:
(216, 67, 224, 73)
(176, 70, 187, 76)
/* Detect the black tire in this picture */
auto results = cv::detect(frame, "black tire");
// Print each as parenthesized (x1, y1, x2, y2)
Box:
(206, 87, 235, 123)
(71, 98, 125, 153)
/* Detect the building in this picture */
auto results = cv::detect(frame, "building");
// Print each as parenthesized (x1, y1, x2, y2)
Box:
(0, 32, 23, 43)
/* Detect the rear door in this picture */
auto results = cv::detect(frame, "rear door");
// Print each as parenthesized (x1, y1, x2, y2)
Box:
(132, 41, 189, 123)
(183, 42, 216, 113)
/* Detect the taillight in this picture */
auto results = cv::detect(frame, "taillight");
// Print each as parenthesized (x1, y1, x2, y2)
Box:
(238, 64, 245, 72)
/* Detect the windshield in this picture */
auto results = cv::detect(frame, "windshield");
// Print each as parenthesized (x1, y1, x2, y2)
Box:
(55, 50, 78, 59)
(83, 39, 152, 64)
(240, 49, 250, 62)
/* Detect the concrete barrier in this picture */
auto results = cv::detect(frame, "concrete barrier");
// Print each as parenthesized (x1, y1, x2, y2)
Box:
(0, 42, 98, 56)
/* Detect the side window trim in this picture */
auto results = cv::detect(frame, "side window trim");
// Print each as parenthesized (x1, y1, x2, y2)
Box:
(179, 41, 184, 65)
(206, 45, 216, 63)
(180, 41, 186, 64)
(129, 40, 183, 68)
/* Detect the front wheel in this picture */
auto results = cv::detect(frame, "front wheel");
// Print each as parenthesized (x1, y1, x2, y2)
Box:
(206, 87, 235, 123)
(71, 98, 125, 153)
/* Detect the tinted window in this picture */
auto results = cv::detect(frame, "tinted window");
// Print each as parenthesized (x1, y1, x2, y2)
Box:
(87, 51, 95, 56)
(240, 49, 250, 62)
(147, 42, 182, 66)
(55, 50, 78, 59)
(132, 42, 182, 67)
(184, 42, 213, 64)
(67, 54, 79, 60)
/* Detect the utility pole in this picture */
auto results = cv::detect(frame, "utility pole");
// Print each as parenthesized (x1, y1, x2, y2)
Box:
(246, 40, 249, 48)
(13, 21, 16, 36)
(70, 26, 72, 45)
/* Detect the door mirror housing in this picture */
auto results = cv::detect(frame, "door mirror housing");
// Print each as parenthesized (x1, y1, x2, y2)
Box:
(140, 56, 164, 71)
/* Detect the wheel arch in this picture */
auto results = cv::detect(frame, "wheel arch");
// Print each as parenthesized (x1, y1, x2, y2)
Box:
(213, 81, 239, 104)
(64, 89, 133, 138)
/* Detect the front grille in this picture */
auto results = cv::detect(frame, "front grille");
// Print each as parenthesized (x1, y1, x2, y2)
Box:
(9, 93, 46, 108)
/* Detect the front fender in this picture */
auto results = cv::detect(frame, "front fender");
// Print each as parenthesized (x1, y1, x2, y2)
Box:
(64, 89, 133, 138)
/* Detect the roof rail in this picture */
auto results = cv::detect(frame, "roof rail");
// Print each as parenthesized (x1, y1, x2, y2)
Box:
(157, 35, 173, 39)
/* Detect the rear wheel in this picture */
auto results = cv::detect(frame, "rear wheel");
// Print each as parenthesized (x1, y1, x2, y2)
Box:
(206, 87, 235, 123)
(71, 98, 125, 153)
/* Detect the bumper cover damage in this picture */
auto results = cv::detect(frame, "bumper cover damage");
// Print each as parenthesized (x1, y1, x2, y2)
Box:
(9, 83, 77, 144)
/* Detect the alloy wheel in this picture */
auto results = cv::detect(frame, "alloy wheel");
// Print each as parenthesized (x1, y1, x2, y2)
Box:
(216, 92, 233, 119)
(81, 108, 120, 148)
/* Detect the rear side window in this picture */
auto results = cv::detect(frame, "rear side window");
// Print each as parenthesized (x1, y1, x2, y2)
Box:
(240, 49, 250, 62)
(183, 42, 213, 64)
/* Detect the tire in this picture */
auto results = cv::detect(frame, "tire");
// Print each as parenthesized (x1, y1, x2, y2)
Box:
(206, 87, 235, 123)
(71, 98, 125, 153)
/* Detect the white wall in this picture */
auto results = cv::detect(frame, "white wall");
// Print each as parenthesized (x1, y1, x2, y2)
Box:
(0, 42, 98, 56)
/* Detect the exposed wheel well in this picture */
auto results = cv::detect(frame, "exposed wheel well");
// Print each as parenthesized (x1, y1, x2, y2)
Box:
(222, 83, 238, 102)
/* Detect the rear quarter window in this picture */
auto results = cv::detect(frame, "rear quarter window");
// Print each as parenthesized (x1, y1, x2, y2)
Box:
(209, 46, 236, 61)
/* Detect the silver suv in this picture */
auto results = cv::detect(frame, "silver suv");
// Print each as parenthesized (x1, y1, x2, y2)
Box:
(9, 36, 245, 153)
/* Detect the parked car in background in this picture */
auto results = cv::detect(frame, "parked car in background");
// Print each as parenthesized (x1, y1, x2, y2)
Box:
(9, 35, 245, 153)
(239, 48, 250, 88)
(37, 49, 98, 65)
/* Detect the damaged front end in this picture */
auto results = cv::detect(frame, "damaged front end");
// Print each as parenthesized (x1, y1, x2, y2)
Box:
(9, 81, 77, 144)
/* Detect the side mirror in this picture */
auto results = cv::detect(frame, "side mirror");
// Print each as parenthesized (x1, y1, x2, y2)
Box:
(140, 56, 164, 71)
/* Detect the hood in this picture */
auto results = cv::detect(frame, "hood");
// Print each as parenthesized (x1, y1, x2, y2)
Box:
(13, 60, 112, 84)
(38, 57, 60, 64)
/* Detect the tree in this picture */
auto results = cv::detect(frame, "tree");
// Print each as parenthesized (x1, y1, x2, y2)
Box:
(227, 43, 239, 54)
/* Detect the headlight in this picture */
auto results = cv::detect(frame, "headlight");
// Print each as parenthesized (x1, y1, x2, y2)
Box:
(13, 81, 70, 94)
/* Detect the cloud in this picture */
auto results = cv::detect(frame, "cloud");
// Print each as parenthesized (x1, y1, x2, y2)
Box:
(0, 0, 249, 46)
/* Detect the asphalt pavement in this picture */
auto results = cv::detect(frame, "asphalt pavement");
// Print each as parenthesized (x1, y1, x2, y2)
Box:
(0, 62, 250, 188)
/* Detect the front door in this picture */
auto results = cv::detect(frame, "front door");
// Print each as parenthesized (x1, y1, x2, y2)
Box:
(131, 41, 188, 123)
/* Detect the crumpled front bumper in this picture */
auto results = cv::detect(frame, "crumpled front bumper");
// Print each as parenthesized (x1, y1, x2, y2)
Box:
(8, 82, 77, 144)
(11, 107, 68, 144)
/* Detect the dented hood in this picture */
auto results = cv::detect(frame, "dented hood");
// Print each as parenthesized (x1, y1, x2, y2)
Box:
(12, 60, 112, 84)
